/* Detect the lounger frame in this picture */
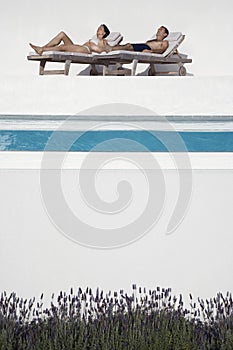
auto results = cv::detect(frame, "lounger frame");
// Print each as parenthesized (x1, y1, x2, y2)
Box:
(93, 52, 192, 76)
(27, 52, 94, 75)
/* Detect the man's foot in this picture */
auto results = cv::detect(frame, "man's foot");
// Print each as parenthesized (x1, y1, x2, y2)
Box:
(29, 43, 43, 55)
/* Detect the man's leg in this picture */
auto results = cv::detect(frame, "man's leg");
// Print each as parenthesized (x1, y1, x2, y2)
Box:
(110, 43, 134, 51)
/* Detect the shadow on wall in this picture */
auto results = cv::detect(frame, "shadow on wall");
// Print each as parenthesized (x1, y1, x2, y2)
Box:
(78, 66, 92, 75)
(77, 64, 194, 76)
(137, 66, 194, 76)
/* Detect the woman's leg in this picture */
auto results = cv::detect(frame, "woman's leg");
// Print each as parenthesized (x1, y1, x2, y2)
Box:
(41, 44, 90, 54)
(44, 31, 74, 47)
(29, 31, 74, 54)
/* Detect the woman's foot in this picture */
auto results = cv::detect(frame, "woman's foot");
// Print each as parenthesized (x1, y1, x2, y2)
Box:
(29, 43, 43, 55)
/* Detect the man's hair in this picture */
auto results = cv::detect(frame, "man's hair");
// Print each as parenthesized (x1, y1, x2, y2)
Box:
(161, 26, 169, 37)
(102, 24, 110, 38)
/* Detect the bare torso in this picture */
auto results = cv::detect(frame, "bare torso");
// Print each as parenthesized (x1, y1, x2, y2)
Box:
(145, 39, 168, 53)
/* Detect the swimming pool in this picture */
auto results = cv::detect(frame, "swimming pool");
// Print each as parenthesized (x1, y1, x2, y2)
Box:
(0, 115, 233, 152)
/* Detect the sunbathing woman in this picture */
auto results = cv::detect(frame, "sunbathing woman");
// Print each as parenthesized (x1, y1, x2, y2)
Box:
(29, 24, 110, 55)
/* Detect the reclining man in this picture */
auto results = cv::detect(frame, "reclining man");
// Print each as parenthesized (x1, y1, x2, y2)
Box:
(109, 26, 169, 54)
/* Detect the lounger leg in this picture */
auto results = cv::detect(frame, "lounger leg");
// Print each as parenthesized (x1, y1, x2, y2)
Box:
(131, 59, 138, 76)
(116, 63, 122, 69)
(103, 65, 108, 76)
(64, 60, 72, 75)
(178, 62, 186, 76)
(39, 59, 71, 75)
(39, 60, 47, 75)
(90, 64, 98, 75)
(148, 63, 156, 76)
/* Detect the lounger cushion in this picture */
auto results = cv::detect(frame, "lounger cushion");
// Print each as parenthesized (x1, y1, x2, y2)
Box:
(166, 32, 182, 41)
(149, 32, 182, 42)
(90, 32, 123, 47)
(28, 51, 92, 57)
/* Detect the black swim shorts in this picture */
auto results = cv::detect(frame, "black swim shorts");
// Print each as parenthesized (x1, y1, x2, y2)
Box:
(131, 43, 151, 52)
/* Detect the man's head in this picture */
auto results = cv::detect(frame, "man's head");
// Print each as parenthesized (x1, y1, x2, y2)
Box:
(156, 26, 169, 40)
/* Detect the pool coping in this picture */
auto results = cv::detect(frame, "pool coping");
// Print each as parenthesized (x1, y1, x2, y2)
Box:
(0, 152, 232, 169)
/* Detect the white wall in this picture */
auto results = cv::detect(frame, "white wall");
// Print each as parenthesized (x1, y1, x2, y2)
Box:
(0, 169, 233, 304)
(1, 76, 233, 115)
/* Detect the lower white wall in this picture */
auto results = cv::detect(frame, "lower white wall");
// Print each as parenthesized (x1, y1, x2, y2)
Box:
(1, 76, 233, 116)
(0, 168, 232, 305)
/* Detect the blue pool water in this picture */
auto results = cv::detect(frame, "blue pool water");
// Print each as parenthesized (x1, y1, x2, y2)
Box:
(0, 130, 233, 152)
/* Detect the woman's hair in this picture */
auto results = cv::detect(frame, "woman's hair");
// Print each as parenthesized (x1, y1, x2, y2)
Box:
(102, 24, 110, 38)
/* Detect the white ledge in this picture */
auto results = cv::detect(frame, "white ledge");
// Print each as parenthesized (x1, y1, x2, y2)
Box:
(0, 152, 232, 169)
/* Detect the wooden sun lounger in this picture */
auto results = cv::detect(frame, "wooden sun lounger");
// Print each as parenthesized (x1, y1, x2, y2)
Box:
(27, 52, 94, 75)
(92, 51, 192, 76)
(27, 50, 192, 76)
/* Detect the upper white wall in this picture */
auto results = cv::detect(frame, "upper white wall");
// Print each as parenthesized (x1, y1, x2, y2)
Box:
(1, 0, 233, 76)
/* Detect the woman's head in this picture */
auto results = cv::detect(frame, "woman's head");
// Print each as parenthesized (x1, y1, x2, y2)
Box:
(97, 24, 110, 38)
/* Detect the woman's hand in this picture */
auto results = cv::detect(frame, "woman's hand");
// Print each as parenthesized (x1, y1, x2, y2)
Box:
(104, 42, 112, 53)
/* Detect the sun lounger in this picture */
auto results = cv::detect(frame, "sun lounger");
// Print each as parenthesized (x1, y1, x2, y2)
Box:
(27, 32, 123, 75)
(91, 32, 192, 76)
(27, 32, 191, 76)
(27, 51, 93, 75)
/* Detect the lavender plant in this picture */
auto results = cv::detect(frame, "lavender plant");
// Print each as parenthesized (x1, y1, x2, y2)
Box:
(0, 286, 232, 350)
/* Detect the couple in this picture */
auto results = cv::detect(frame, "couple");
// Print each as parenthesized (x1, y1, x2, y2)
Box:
(30, 24, 169, 55)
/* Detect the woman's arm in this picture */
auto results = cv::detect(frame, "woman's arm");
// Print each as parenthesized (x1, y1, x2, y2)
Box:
(89, 38, 109, 53)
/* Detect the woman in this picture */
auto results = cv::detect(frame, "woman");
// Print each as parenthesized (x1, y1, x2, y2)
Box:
(29, 24, 110, 55)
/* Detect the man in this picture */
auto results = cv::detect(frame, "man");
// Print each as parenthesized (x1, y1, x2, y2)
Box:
(109, 26, 169, 54)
